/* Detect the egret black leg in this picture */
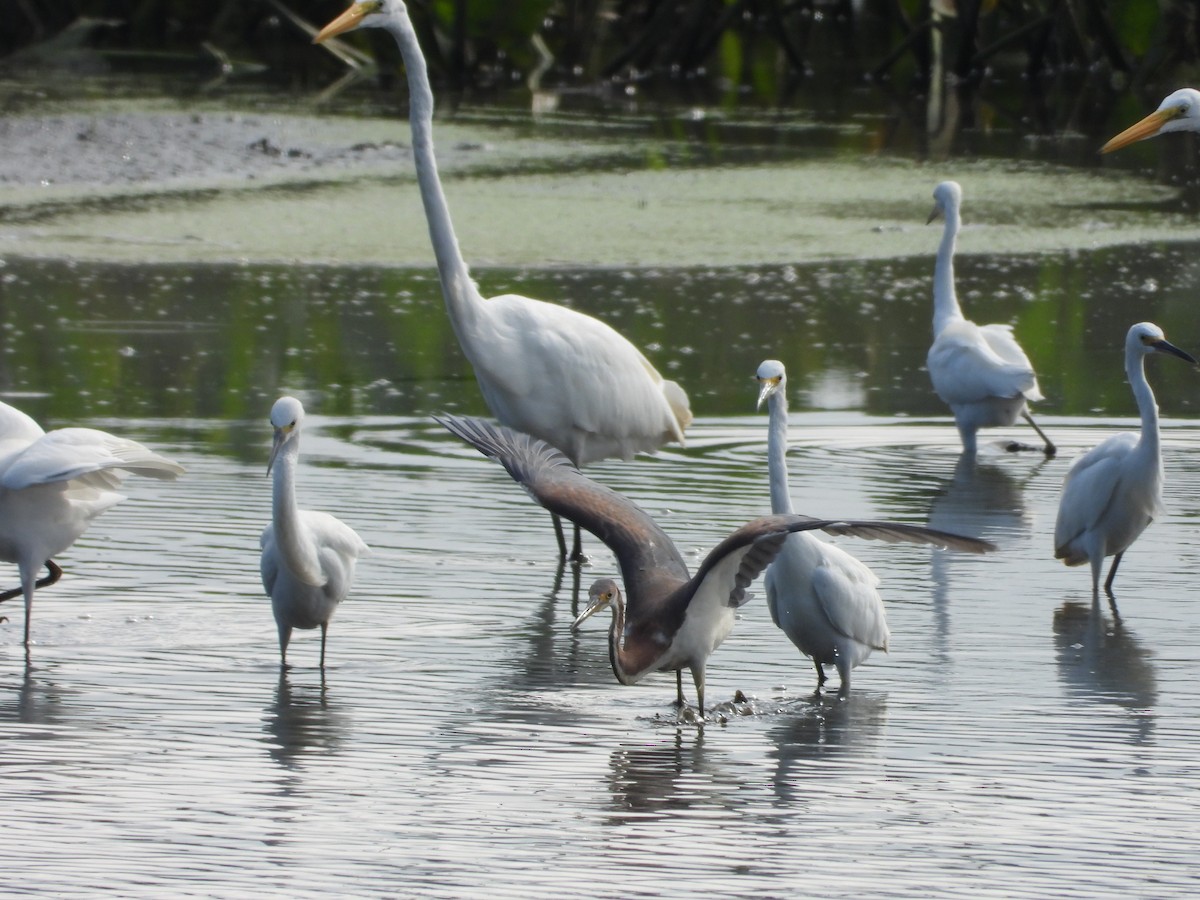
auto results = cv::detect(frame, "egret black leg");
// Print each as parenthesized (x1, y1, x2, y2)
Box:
(1104, 552, 1124, 596)
(0, 560, 62, 604)
(1023, 411, 1056, 457)
(814, 661, 827, 688)
(675, 669, 685, 707)
(319, 622, 328, 669)
(568, 523, 586, 563)
(278, 623, 292, 669)
(551, 512, 568, 558)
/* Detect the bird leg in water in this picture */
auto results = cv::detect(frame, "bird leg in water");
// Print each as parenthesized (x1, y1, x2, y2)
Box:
(0, 560, 63, 603)
(319, 622, 329, 669)
(1104, 552, 1124, 597)
(814, 660, 828, 689)
(570, 523, 585, 563)
(551, 512, 568, 558)
(675, 669, 685, 707)
(1022, 412, 1056, 457)
(1002, 414, 1057, 456)
(551, 512, 587, 563)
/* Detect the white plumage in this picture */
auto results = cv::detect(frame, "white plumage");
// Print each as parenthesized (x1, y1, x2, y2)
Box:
(926, 180, 1054, 456)
(1053, 323, 1195, 599)
(756, 360, 889, 692)
(315, 1, 691, 558)
(0, 399, 183, 645)
(1101, 88, 1200, 154)
(260, 397, 368, 668)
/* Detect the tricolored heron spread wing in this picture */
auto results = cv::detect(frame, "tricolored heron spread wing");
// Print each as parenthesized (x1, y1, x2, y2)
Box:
(436, 415, 692, 608)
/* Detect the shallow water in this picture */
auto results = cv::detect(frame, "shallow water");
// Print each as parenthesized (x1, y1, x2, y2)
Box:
(4, 82, 1200, 896)
(2, 257, 1200, 895)
(2, 411, 1199, 897)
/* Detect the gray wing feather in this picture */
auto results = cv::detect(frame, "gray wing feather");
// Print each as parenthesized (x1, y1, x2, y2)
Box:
(437, 414, 692, 611)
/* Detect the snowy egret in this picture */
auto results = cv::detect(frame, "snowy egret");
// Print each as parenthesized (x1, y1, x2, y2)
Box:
(261, 397, 368, 668)
(1053, 323, 1195, 600)
(926, 180, 1055, 457)
(0, 399, 183, 645)
(1101, 88, 1200, 153)
(756, 360, 890, 693)
(315, 1, 691, 561)
(438, 414, 994, 716)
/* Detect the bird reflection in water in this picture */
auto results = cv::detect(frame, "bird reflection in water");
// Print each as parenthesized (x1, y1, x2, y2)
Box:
(1053, 599, 1156, 746)
(606, 729, 732, 824)
(927, 451, 1040, 668)
(500, 559, 595, 698)
(767, 692, 889, 807)
(262, 669, 348, 771)
(0, 660, 68, 726)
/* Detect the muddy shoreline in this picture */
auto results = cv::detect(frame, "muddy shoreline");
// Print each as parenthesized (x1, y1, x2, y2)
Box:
(0, 103, 1191, 268)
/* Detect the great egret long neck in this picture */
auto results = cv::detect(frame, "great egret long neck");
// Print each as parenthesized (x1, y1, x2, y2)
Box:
(766, 388, 795, 516)
(272, 437, 323, 586)
(1127, 348, 1160, 458)
(384, 14, 477, 328)
(933, 198, 964, 338)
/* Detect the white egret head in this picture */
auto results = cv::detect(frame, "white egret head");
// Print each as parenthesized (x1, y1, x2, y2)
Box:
(267, 396, 306, 474)
(314, 0, 405, 42)
(1128, 322, 1197, 364)
(1102, 89, 1200, 153)
(755, 359, 786, 409)
(928, 180, 963, 224)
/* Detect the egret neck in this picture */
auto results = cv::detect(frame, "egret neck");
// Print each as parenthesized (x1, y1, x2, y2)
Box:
(932, 194, 964, 338)
(271, 433, 324, 587)
(381, 13, 478, 334)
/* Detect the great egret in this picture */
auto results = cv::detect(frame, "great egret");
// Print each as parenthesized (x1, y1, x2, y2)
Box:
(0, 399, 184, 645)
(315, 1, 692, 561)
(926, 180, 1055, 457)
(438, 414, 994, 717)
(261, 397, 368, 668)
(755, 360, 889, 693)
(1053, 323, 1195, 599)
(1101, 88, 1200, 153)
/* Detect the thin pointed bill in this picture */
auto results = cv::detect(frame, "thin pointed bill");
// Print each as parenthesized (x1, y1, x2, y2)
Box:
(314, 2, 373, 44)
(925, 203, 944, 225)
(1101, 109, 1176, 154)
(756, 377, 780, 410)
(267, 428, 285, 475)
(571, 597, 608, 631)
(1151, 339, 1198, 365)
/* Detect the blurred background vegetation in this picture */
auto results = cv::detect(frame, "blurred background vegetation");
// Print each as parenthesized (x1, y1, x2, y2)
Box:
(1, 1, 1197, 107)
(4, 1, 1200, 426)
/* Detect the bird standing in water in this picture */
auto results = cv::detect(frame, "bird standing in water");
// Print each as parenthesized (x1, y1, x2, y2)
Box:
(756, 360, 890, 693)
(0, 399, 183, 646)
(315, 1, 691, 561)
(439, 414, 994, 717)
(261, 397, 368, 668)
(1053, 323, 1195, 601)
(926, 180, 1055, 457)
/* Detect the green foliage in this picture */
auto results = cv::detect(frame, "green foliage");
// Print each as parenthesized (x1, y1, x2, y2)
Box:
(1108, 0, 1162, 57)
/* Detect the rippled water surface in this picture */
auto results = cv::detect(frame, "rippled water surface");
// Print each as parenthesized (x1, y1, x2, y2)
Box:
(4, 86, 1200, 894)
(3, 406, 1200, 896)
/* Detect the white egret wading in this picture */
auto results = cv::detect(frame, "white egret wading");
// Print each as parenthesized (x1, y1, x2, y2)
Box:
(261, 397, 368, 668)
(926, 180, 1055, 457)
(1053, 324, 1195, 600)
(756, 361, 890, 692)
(439, 414, 994, 717)
(0, 400, 183, 645)
(315, 1, 691, 561)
